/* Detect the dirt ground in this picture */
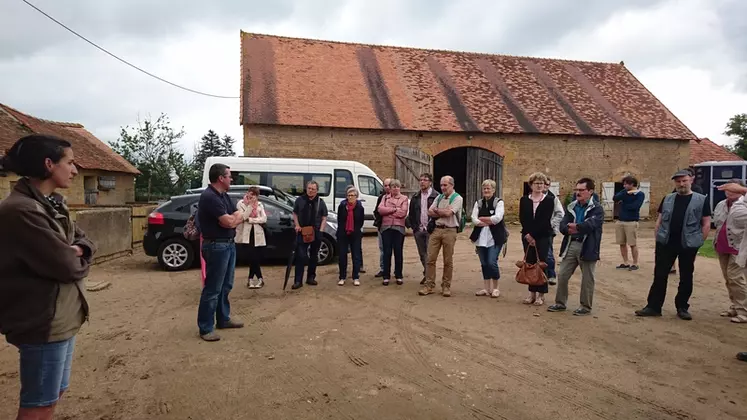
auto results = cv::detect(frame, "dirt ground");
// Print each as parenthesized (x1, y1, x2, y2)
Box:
(1, 223, 746, 420)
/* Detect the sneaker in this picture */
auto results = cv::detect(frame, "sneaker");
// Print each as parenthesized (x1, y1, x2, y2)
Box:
(547, 304, 566, 312)
(291, 282, 303, 290)
(475, 289, 489, 296)
(491, 289, 501, 298)
(677, 309, 692, 321)
(247, 278, 257, 289)
(375, 271, 384, 278)
(353, 279, 360, 286)
(548, 277, 557, 286)
(396, 279, 404, 285)
(200, 332, 221, 342)
(418, 286, 433, 296)
(635, 307, 662, 317)
(382, 279, 390, 286)
(629, 265, 640, 271)
(442, 287, 451, 297)
(256, 278, 265, 289)
(217, 319, 244, 329)
(306, 278, 318, 286)
(337, 279, 345, 286)
(616, 264, 630, 269)
(573, 307, 591, 316)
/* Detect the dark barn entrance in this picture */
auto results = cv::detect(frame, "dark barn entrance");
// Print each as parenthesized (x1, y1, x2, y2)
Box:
(433, 147, 503, 209)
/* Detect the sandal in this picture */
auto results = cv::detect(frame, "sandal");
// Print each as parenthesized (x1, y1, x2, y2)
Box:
(475, 289, 489, 296)
(721, 309, 738, 317)
(523, 296, 535, 305)
(731, 315, 747, 324)
(533, 297, 545, 306)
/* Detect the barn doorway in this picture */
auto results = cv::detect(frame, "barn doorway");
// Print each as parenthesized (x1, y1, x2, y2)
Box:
(433, 147, 503, 209)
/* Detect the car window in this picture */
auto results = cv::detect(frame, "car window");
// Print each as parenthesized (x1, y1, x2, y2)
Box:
(358, 175, 383, 196)
(261, 199, 290, 221)
(335, 170, 354, 199)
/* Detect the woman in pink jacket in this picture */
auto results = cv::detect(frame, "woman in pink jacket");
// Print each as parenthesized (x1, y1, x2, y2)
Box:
(377, 179, 409, 285)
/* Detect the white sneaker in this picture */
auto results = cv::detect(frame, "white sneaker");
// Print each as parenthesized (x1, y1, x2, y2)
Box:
(475, 289, 489, 296)
(256, 278, 265, 289)
(338, 279, 345, 286)
(548, 278, 557, 286)
(491, 289, 501, 298)
(247, 278, 257, 289)
(353, 279, 360, 286)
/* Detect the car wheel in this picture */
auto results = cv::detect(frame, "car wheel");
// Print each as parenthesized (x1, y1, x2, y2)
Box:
(315, 236, 335, 265)
(157, 238, 195, 271)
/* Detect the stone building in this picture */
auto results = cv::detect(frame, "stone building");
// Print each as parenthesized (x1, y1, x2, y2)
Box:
(0, 104, 139, 205)
(239, 33, 697, 217)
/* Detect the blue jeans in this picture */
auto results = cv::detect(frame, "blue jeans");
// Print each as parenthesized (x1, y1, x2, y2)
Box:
(547, 238, 557, 279)
(16, 336, 76, 408)
(294, 231, 321, 284)
(198, 241, 236, 335)
(382, 229, 404, 280)
(338, 233, 362, 279)
(476, 245, 501, 280)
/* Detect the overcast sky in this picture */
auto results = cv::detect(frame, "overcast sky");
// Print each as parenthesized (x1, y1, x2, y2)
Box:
(1, 0, 745, 156)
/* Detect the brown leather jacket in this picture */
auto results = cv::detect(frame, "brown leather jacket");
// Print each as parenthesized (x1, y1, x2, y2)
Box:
(0, 178, 96, 345)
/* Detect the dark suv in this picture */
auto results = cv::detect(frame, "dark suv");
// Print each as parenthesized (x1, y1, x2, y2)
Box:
(143, 191, 338, 271)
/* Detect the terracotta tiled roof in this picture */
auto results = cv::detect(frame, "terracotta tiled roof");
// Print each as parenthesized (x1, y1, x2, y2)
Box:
(689, 137, 743, 165)
(0, 104, 139, 175)
(240, 33, 697, 140)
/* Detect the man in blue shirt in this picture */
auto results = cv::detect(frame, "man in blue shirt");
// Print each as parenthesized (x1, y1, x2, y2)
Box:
(196, 164, 244, 342)
(613, 176, 645, 271)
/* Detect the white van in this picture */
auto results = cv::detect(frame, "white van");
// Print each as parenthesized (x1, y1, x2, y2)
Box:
(202, 157, 385, 231)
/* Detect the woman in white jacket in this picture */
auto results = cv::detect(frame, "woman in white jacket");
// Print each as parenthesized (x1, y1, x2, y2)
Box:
(236, 187, 268, 289)
(469, 179, 507, 298)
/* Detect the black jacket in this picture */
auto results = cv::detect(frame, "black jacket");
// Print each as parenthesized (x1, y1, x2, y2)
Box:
(373, 193, 385, 228)
(519, 194, 555, 239)
(336, 200, 365, 238)
(406, 188, 439, 231)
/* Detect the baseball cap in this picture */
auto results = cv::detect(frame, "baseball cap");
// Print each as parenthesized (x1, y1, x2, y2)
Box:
(671, 169, 691, 179)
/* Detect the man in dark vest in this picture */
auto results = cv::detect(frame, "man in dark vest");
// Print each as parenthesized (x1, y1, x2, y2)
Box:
(292, 180, 328, 290)
(636, 169, 711, 320)
(407, 173, 439, 284)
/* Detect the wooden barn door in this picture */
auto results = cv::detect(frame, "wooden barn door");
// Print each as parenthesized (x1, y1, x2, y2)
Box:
(395, 146, 432, 198)
(466, 148, 503, 209)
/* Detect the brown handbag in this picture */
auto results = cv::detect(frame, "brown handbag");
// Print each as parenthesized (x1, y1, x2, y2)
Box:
(301, 226, 315, 243)
(515, 245, 548, 286)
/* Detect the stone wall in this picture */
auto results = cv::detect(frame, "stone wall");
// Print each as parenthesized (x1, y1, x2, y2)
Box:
(71, 208, 133, 263)
(245, 125, 690, 216)
(0, 171, 135, 205)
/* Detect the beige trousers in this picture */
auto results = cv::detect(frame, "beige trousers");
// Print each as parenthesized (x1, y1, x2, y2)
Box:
(718, 254, 747, 316)
(425, 227, 457, 289)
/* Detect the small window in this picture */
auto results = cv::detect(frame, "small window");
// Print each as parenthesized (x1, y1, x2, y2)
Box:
(309, 173, 332, 197)
(268, 173, 306, 196)
(358, 175, 382, 196)
(334, 170, 354, 199)
(233, 171, 261, 185)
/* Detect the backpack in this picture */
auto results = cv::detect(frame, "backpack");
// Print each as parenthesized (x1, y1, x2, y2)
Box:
(183, 206, 200, 241)
(436, 193, 466, 233)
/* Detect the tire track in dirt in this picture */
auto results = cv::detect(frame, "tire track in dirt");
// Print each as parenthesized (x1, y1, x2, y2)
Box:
(332, 293, 696, 420)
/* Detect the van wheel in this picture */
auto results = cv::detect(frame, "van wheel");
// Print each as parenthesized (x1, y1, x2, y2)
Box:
(157, 238, 195, 271)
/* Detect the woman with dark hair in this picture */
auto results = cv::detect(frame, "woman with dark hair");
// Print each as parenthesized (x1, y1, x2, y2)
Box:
(0, 134, 96, 420)
(236, 186, 267, 289)
(519, 172, 555, 306)
(337, 187, 365, 286)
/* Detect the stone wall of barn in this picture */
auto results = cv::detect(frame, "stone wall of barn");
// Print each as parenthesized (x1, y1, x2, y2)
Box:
(244, 125, 690, 217)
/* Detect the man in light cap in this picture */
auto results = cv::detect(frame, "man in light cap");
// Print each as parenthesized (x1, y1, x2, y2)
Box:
(636, 169, 711, 320)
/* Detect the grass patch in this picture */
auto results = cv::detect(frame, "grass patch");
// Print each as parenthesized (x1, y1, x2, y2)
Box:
(698, 239, 717, 258)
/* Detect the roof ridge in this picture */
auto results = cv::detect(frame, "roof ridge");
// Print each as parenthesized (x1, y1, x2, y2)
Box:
(240, 31, 625, 67)
(0, 103, 83, 128)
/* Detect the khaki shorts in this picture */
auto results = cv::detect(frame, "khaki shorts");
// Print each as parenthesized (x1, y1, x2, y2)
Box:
(615, 221, 639, 246)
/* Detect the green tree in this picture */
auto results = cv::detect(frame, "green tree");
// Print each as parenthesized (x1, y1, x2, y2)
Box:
(723, 113, 747, 159)
(111, 114, 196, 201)
(220, 134, 236, 157)
(191, 131, 236, 188)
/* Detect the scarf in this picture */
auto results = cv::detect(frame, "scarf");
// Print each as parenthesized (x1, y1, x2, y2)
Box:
(346, 201, 355, 234)
(249, 202, 258, 218)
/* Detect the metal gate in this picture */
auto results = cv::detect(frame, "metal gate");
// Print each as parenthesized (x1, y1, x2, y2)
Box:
(466, 148, 503, 209)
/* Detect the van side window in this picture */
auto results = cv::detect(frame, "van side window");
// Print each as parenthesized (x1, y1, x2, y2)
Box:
(308, 174, 332, 197)
(268, 173, 306, 196)
(358, 175, 383, 196)
(334, 170, 354, 199)
(233, 172, 261, 185)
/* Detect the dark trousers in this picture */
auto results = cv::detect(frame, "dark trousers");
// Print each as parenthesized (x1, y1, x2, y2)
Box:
(197, 241, 236, 335)
(294, 231, 321, 285)
(647, 242, 698, 311)
(382, 229, 405, 280)
(338, 232, 363, 280)
(522, 235, 550, 294)
(546, 237, 557, 279)
(247, 231, 263, 279)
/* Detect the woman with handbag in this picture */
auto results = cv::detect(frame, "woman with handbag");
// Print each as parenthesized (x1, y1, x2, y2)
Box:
(377, 179, 409, 286)
(337, 187, 365, 286)
(519, 172, 555, 306)
(236, 187, 267, 289)
(470, 179, 506, 298)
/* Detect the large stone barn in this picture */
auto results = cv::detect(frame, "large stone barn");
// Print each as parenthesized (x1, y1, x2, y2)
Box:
(239, 32, 698, 217)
